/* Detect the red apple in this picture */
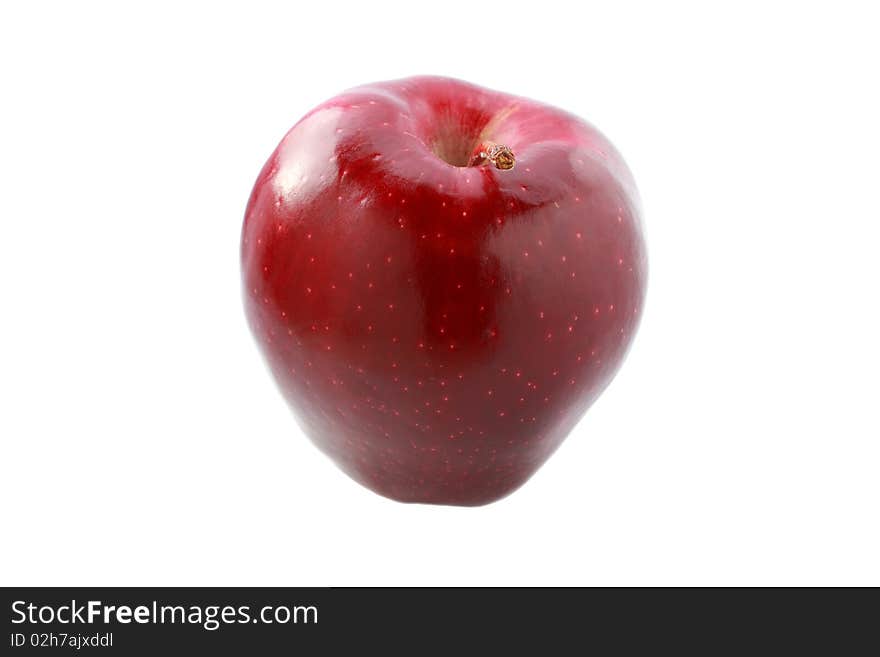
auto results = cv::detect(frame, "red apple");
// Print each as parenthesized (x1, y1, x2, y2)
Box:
(241, 76, 647, 505)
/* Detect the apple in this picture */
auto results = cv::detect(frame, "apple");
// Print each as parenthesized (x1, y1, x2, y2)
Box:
(241, 76, 647, 505)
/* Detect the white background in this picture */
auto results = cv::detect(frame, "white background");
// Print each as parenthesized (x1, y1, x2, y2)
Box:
(1, 1, 878, 586)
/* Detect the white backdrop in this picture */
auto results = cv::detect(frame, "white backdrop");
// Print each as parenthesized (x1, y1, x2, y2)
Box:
(1, 1, 878, 586)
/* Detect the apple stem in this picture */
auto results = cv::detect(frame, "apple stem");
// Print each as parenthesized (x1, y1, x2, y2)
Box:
(468, 141, 515, 170)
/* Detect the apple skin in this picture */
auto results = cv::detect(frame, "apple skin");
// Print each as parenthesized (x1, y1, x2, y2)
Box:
(242, 76, 646, 506)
